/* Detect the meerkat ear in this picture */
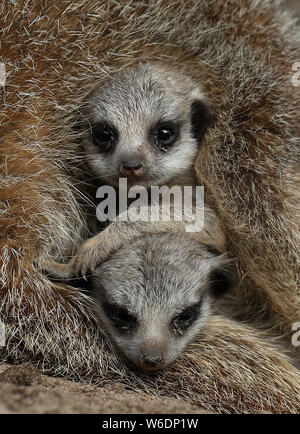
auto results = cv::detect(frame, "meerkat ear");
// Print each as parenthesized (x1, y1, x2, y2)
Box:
(191, 100, 214, 143)
(208, 268, 234, 298)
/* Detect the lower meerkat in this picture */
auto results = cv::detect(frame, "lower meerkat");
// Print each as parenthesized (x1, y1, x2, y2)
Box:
(83, 233, 232, 371)
(1, 0, 300, 413)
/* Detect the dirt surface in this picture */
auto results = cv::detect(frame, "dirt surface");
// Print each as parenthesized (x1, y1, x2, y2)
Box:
(0, 363, 211, 414)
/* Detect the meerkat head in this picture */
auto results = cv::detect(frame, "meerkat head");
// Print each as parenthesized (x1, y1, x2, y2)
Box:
(89, 234, 233, 371)
(81, 62, 212, 188)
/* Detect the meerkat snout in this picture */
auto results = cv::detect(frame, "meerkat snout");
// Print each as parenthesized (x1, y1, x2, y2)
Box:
(119, 157, 145, 179)
(87, 233, 233, 371)
(139, 343, 167, 370)
(82, 61, 213, 188)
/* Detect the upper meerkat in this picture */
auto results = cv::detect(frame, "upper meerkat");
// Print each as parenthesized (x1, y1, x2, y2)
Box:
(42, 62, 223, 288)
(82, 62, 212, 189)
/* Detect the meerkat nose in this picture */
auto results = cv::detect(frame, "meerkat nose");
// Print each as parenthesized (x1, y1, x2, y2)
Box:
(140, 350, 165, 370)
(120, 160, 145, 177)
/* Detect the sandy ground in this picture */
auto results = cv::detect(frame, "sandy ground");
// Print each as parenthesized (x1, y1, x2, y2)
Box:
(1, 1, 298, 416)
(0, 363, 210, 414)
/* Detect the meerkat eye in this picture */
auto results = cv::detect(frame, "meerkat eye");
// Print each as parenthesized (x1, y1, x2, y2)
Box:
(154, 123, 178, 149)
(172, 302, 201, 335)
(103, 302, 137, 332)
(157, 127, 174, 142)
(91, 123, 116, 152)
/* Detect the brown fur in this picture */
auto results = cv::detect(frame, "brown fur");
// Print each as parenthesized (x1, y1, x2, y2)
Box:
(0, 0, 300, 413)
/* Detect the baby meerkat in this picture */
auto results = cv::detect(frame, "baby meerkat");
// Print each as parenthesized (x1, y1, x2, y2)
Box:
(44, 62, 216, 278)
(85, 233, 232, 371)
(82, 61, 212, 188)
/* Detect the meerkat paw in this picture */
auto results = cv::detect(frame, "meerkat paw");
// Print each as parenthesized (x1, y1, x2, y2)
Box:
(39, 234, 112, 280)
(68, 236, 107, 279)
(39, 260, 75, 279)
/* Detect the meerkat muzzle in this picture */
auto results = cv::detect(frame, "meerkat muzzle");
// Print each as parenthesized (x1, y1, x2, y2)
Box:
(139, 352, 166, 370)
(119, 160, 145, 178)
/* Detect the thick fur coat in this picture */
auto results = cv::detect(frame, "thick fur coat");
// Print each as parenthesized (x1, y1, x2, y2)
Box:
(0, 0, 299, 413)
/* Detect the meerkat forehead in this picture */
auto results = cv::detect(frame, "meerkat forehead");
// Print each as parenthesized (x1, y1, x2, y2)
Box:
(92, 233, 228, 317)
(87, 62, 204, 127)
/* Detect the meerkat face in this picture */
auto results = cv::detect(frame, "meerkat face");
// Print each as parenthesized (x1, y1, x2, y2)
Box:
(89, 234, 232, 371)
(81, 62, 212, 189)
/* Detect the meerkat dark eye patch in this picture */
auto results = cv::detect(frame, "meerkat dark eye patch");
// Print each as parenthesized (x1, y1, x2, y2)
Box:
(152, 122, 179, 150)
(103, 301, 138, 332)
(171, 301, 201, 334)
(209, 268, 233, 298)
(191, 100, 213, 143)
(91, 123, 117, 153)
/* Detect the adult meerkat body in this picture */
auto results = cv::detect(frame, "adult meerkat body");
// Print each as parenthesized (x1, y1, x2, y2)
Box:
(1, 0, 300, 413)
